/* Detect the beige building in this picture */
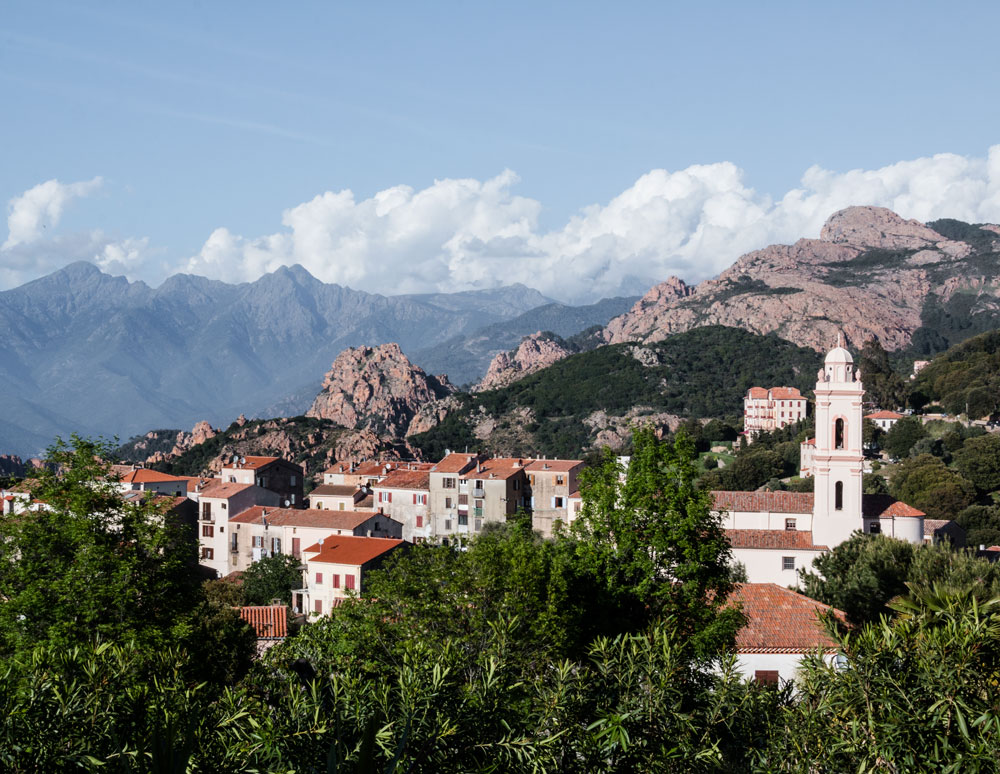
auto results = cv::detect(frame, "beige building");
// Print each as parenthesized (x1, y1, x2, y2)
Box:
(307, 484, 371, 511)
(743, 387, 807, 439)
(224, 506, 402, 575)
(297, 536, 405, 616)
(428, 454, 528, 540)
(111, 465, 189, 497)
(865, 410, 904, 432)
(196, 480, 280, 577)
(526, 459, 583, 537)
(322, 460, 433, 488)
(372, 469, 431, 542)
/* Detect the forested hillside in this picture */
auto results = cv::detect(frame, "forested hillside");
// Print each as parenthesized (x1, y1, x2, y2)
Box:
(409, 326, 823, 458)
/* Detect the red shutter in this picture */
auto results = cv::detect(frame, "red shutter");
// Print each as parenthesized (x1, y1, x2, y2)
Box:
(416, 515, 423, 528)
(332, 574, 340, 588)
(315, 572, 323, 584)
(314, 599, 322, 614)
(345, 574, 356, 590)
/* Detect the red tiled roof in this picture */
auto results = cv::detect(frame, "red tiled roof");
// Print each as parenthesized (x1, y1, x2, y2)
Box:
(769, 387, 803, 400)
(746, 387, 768, 399)
(862, 494, 925, 519)
(730, 583, 845, 653)
(199, 480, 255, 499)
(310, 484, 361, 497)
(302, 536, 405, 566)
(474, 458, 529, 480)
(712, 490, 815, 515)
(802, 438, 815, 446)
(357, 494, 375, 509)
(431, 453, 481, 474)
(117, 468, 187, 484)
(229, 506, 381, 530)
(865, 410, 904, 420)
(725, 529, 828, 550)
(524, 459, 583, 473)
(375, 469, 430, 490)
(220, 456, 279, 470)
(239, 605, 288, 639)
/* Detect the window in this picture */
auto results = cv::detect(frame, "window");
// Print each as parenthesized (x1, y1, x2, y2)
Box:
(332, 574, 340, 588)
(835, 418, 845, 449)
(443, 477, 456, 489)
(445, 497, 452, 509)
(458, 513, 468, 526)
(290, 475, 296, 485)
(202, 524, 214, 537)
(201, 547, 214, 560)
(416, 515, 423, 528)
(201, 502, 212, 520)
(475, 479, 483, 488)
(556, 475, 564, 485)
(512, 479, 519, 490)
(339, 503, 345, 510)
(315, 572, 323, 584)
(459, 494, 469, 505)
(271, 537, 281, 554)
(316, 500, 323, 509)
(252, 536, 263, 548)
(221, 502, 227, 510)
(835, 481, 843, 511)
(345, 574, 356, 590)
(444, 519, 452, 531)
(869, 522, 881, 534)
(782, 556, 795, 571)
(785, 518, 796, 531)
(290, 494, 295, 505)
(231, 533, 238, 551)
(755, 670, 779, 685)
(474, 518, 482, 531)
(314, 599, 322, 614)
(553, 496, 564, 508)
(229, 476, 237, 483)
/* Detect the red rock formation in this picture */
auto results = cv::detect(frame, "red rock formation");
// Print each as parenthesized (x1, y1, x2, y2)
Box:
(475, 332, 575, 391)
(307, 343, 452, 438)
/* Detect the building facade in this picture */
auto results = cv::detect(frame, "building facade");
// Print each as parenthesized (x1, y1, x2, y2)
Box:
(219, 456, 304, 508)
(743, 387, 808, 438)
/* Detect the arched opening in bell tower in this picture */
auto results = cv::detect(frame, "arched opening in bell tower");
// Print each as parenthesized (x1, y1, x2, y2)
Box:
(835, 481, 843, 510)
(834, 418, 845, 449)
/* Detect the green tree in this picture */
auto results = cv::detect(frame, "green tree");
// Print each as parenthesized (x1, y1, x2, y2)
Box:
(573, 427, 742, 655)
(862, 472, 889, 495)
(242, 553, 304, 606)
(858, 337, 908, 410)
(883, 415, 927, 458)
(952, 433, 1000, 496)
(955, 505, 1000, 549)
(799, 533, 916, 626)
(889, 453, 976, 520)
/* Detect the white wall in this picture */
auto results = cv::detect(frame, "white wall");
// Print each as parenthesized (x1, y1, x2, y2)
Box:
(733, 547, 824, 586)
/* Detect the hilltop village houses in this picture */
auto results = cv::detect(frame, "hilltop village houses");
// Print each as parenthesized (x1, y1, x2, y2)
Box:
(0, 342, 957, 682)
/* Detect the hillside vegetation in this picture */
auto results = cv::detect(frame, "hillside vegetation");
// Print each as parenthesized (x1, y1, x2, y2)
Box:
(911, 329, 1000, 418)
(409, 326, 823, 459)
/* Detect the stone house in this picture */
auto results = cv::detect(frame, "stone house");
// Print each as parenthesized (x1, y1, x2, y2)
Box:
(219, 455, 304, 508)
(526, 458, 583, 537)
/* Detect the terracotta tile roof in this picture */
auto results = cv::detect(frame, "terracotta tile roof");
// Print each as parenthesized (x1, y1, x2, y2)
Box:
(116, 468, 187, 484)
(470, 458, 529, 480)
(302, 536, 405, 566)
(239, 605, 288, 639)
(310, 484, 361, 497)
(746, 387, 768, 399)
(802, 438, 815, 446)
(712, 490, 815, 515)
(229, 506, 381, 530)
(375, 470, 430, 490)
(357, 494, 374, 509)
(730, 583, 845, 653)
(725, 529, 828, 550)
(769, 387, 804, 400)
(862, 494, 925, 519)
(220, 455, 279, 470)
(198, 480, 255, 499)
(865, 410, 904, 420)
(524, 459, 583, 473)
(431, 453, 481, 474)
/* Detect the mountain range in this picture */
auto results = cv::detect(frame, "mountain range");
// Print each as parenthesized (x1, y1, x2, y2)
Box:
(0, 262, 625, 456)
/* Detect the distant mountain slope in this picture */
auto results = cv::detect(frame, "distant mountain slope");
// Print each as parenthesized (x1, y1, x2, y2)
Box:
(407, 326, 824, 459)
(411, 295, 638, 386)
(0, 262, 551, 456)
(602, 207, 1000, 355)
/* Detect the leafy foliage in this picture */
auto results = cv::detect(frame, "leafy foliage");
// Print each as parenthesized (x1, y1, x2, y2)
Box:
(889, 454, 976, 521)
(241, 553, 304, 606)
(911, 329, 1000, 416)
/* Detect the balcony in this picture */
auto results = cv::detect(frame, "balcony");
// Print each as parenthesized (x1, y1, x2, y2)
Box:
(472, 487, 485, 498)
(473, 507, 483, 518)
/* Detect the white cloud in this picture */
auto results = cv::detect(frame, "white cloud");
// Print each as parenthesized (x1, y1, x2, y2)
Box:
(182, 146, 1000, 302)
(5, 147, 1000, 299)
(3, 177, 103, 249)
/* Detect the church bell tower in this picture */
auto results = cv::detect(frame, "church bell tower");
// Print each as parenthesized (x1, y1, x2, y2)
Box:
(811, 337, 865, 548)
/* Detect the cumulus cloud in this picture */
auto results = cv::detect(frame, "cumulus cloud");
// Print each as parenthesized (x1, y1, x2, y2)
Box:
(182, 146, 1000, 302)
(3, 177, 103, 249)
(5, 147, 1000, 299)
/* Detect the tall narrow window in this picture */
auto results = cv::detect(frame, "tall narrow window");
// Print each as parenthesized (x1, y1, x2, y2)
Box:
(835, 481, 843, 511)
(835, 418, 845, 449)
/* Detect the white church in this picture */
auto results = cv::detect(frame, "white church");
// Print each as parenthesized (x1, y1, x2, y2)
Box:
(713, 341, 926, 585)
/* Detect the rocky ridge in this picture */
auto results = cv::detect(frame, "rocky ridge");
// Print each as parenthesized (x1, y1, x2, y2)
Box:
(475, 333, 575, 391)
(602, 206, 1000, 352)
(306, 344, 454, 438)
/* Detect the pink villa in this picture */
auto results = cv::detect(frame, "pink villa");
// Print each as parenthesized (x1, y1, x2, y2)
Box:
(743, 386, 807, 439)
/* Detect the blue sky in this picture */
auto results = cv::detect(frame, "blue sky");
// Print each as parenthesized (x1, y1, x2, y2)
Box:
(2, 1, 1000, 301)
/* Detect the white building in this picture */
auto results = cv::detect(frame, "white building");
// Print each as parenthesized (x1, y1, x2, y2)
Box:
(865, 410, 904, 432)
(716, 341, 925, 585)
(296, 536, 405, 616)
